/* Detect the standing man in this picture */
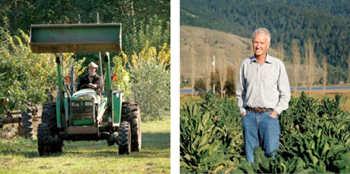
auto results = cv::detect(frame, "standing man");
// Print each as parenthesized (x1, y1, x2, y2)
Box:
(236, 28, 290, 162)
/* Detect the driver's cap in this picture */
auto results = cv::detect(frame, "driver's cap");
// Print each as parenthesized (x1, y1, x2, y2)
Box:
(88, 62, 98, 68)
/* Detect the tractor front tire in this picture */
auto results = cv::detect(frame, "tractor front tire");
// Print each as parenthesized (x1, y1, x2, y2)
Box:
(42, 102, 58, 132)
(37, 123, 51, 156)
(41, 102, 64, 153)
(51, 137, 64, 153)
(118, 121, 131, 154)
(121, 101, 141, 152)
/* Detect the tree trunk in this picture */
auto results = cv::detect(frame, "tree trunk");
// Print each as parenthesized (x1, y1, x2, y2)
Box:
(191, 42, 196, 98)
(292, 39, 300, 96)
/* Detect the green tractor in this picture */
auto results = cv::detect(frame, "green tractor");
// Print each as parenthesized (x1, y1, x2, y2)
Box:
(29, 23, 141, 156)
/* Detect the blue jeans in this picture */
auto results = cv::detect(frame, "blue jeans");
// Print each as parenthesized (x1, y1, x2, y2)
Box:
(242, 110, 280, 162)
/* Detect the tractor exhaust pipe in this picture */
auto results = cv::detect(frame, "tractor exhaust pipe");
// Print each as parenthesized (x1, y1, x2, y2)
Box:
(71, 67, 75, 93)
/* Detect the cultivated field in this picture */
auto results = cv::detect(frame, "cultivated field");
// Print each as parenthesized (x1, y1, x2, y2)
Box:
(180, 92, 350, 173)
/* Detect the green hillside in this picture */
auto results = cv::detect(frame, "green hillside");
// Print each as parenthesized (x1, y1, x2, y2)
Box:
(181, 0, 350, 85)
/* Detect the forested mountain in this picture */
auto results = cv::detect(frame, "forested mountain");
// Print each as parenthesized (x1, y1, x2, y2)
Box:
(181, 0, 350, 84)
(0, 0, 170, 57)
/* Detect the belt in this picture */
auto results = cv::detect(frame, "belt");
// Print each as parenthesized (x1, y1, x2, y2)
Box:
(245, 107, 273, 113)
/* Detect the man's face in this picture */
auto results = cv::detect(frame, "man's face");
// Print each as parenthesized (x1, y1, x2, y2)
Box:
(252, 33, 270, 57)
(88, 67, 97, 76)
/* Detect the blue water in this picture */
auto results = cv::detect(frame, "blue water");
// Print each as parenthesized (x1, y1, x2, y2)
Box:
(180, 87, 350, 94)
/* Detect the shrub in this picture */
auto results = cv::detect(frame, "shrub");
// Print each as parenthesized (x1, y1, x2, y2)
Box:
(194, 78, 205, 92)
(119, 43, 170, 121)
(129, 59, 170, 121)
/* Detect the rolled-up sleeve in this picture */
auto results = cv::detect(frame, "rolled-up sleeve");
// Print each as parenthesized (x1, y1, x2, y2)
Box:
(274, 63, 291, 114)
(236, 62, 246, 114)
(95, 76, 103, 89)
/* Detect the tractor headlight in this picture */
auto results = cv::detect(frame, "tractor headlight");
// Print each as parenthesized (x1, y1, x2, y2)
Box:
(85, 101, 93, 106)
(72, 101, 80, 107)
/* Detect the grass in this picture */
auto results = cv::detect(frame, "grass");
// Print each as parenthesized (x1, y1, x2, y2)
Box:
(0, 118, 170, 174)
(180, 94, 205, 108)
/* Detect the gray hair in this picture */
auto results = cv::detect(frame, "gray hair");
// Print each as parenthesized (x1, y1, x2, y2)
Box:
(252, 28, 271, 42)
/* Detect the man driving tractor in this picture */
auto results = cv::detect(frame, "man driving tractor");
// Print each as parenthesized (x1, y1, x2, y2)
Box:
(77, 62, 103, 94)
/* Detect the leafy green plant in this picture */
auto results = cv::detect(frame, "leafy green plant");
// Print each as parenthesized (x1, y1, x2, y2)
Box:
(180, 102, 234, 173)
(180, 92, 350, 173)
(112, 56, 133, 100)
(319, 94, 347, 117)
(233, 148, 314, 174)
(180, 94, 244, 173)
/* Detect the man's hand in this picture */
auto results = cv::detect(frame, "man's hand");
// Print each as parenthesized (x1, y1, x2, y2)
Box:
(241, 112, 246, 116)
(87, 83, 97, 89)
(269, 111, 278, 118)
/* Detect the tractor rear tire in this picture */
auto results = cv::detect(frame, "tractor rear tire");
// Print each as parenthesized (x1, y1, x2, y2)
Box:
(41, 102, 64, 153)
(37, 123, 51, 156)
(118, 121, 131, 154)
(22, 108, 33, 139)
(121, 101, 141, 152)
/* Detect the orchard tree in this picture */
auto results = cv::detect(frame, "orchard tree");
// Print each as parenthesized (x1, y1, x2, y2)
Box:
(0, 28, 85, 118)
(123, 43, 170, 121)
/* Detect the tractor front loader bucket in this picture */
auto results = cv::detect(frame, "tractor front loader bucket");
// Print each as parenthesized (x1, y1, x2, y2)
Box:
(29, 23, 122, 53)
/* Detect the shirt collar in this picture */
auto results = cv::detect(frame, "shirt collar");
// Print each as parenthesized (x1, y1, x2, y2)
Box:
(265, 54, 272, 63)
(251, 54, 272, 64)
